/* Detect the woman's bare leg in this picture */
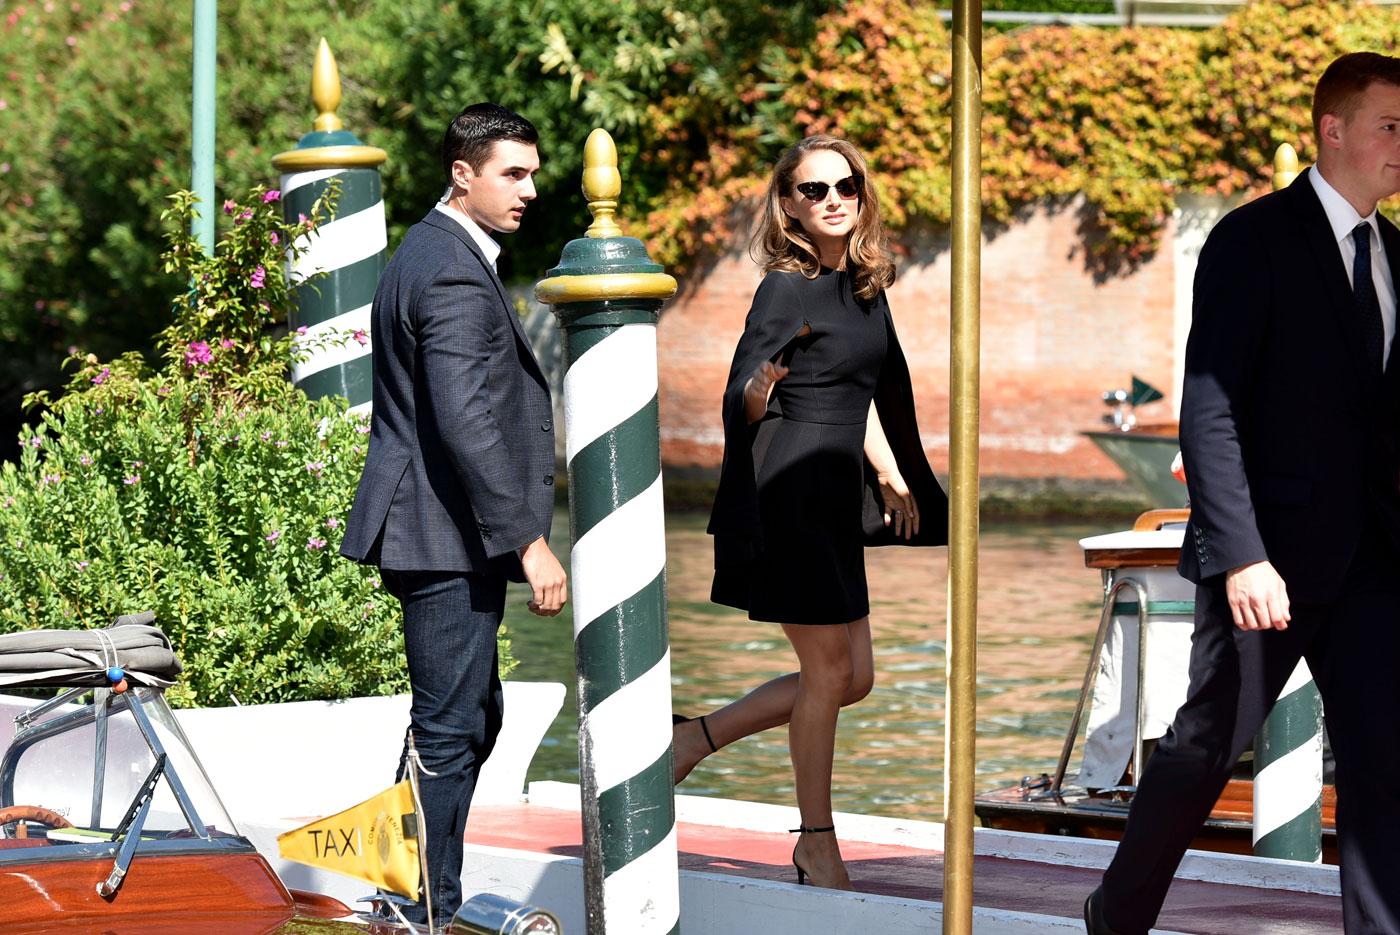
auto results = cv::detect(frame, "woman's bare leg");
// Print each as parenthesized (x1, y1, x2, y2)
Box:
(781, 620, 864, 889)
(674, 618, 872, 783)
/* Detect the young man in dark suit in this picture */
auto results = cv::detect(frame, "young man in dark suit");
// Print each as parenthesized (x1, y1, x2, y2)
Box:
(341, 103, 567, 926)
(1087, 52, 1400, 935)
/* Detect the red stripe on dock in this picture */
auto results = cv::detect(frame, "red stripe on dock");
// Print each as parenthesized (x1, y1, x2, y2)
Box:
(464, 804, 1341, 933)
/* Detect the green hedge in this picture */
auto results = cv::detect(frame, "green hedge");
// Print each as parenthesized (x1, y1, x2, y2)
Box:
(0, 185, 512, 706)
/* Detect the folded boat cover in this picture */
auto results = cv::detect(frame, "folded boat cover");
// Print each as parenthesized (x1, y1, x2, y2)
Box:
(0, 613, 181, 688)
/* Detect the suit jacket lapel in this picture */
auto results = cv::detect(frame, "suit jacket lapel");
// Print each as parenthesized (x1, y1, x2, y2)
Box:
(421, 210, 545, 377)
(1287, 168, 1369, 398)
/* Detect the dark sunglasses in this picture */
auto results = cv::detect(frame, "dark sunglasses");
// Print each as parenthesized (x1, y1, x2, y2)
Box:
(794, 174, 863, 202)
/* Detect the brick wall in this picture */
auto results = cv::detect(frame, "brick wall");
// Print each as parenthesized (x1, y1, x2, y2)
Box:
(657, 199, 1181, 480)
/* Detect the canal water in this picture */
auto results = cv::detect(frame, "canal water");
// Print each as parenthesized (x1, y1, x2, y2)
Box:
(507, 509, 1112, 820)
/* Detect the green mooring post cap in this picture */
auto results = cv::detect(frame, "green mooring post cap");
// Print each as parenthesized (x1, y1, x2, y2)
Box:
(272, 38, 387, 172)
(535, 128, 676, 305)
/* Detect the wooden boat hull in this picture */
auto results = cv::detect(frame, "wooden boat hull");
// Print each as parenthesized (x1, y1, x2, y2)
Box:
(976, 778, 1338, 864)
(0, 849, 371, 934)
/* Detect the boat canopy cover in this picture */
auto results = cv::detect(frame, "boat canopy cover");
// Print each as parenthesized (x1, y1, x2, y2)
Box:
(0, 613, 181, 688)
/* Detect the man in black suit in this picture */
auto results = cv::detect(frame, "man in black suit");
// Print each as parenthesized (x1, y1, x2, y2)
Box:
(341, 103, 566, 925)
(1087, 53, 1400, 934)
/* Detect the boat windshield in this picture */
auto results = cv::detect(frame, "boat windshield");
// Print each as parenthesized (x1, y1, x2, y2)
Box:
(0, 687, 238, 854)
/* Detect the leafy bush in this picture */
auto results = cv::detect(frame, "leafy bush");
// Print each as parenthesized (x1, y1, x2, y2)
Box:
(7, 0, 1400, 425)
(644, 0, 1400, 272)
(0, 184, 512, 707)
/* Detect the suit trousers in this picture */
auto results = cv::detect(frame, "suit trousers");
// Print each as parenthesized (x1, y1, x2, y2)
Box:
(383, 569, 507, 926)
(1101, 521, 1400, 934)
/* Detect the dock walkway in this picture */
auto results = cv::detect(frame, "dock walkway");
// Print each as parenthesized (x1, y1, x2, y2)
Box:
(449, 783, 1341, 935)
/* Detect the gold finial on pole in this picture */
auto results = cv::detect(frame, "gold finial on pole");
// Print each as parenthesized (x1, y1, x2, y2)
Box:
(311, 37, 344, 134)
(1273, 143, 1300, 192)
(583, 128, 623, 239)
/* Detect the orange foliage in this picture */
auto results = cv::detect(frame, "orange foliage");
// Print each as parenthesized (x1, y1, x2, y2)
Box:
(639, 0, 1400, 274)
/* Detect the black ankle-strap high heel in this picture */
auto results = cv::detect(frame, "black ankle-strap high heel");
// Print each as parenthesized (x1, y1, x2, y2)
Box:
(671, 713, 718, 753)
(788, 824, 836, 886)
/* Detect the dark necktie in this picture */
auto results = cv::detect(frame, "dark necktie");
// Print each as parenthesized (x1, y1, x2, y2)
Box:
(1351, 223, 1385, 374)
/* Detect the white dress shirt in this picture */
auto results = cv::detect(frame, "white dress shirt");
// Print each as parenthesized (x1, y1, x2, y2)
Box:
(434, 201, 501, 273)
(1309, 167, 1397, 368)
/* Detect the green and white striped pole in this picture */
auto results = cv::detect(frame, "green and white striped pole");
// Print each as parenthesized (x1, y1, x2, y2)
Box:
(272, 38, 387, 414)
(1253, 659, 1324, 861)
(536, 129, 680, 935)
(1252, 143, 1323, 864)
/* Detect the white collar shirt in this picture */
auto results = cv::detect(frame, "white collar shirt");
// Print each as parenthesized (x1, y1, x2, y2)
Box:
(434, 202, 501, 273)
(1310, 166, 1396, 368)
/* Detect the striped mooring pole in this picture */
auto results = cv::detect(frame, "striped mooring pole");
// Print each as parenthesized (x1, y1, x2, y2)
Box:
(1254, 659, 1324, 860)
(1252, 143, 1324, 863)
(535, 129, 680, 934)
(271, 38, 388, 415)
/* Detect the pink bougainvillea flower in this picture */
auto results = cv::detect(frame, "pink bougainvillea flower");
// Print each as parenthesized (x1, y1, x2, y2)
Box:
(222, 199, 237, 215)
(91, 366, 109, 385)
(157, 385, 170, 396)
(305, 461, 325, 476)
(220, 338, 234, 349)
(75, 560, 89, 571)
(27, 436, 41, 448)
(123, 474, 140, 485)
(306, 536, 327, 551)
(269, 231, 279, 246)
(249, 266, 266, 289)
(262, 190, 280, 203)
(295, 324, 308, 335)
(265, 529, 281, 543)
(325, 517, 341, 529)
(184, 340, 212, 368)
(78, 454, 93, 466)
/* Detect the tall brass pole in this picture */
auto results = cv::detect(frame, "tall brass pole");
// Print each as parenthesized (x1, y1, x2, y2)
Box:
(943, 2, 981, 934)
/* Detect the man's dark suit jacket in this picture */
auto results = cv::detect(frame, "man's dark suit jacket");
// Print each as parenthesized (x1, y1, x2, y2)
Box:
(341, 209, 555, 581)
(1178, 167, 1400, 602)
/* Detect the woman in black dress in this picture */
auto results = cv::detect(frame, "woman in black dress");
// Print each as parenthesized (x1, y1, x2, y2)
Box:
(677, 136, 947, 890)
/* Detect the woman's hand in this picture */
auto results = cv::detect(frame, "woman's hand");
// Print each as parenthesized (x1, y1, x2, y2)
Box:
(743, 360, 789, 424)
(877, 471, 919, 539)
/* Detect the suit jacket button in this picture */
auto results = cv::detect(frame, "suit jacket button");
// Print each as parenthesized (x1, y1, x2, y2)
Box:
(544, 475, 554, 487)
(542, 420, 553, 432)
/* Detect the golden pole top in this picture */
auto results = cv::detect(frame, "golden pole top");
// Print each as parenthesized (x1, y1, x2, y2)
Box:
(583, 129, 624, 239)
(272, 37, 386, 172)
(1273, 143, 1300, 192)
(312, 38, 345, 134)
(535, 127, 676, 305)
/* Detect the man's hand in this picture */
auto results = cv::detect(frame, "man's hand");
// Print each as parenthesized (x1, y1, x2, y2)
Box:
(519, 537, 567, 617)
(1225, 560, 1291, 631)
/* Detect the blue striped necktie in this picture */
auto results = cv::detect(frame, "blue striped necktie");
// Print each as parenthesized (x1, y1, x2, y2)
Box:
(1351, 223, 1385, 374)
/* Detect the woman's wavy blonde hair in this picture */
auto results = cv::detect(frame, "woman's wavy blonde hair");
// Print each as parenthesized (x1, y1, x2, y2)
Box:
(751, 135, 895, 302)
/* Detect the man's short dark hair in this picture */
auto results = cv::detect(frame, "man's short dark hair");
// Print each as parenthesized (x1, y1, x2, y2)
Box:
(1313, 52, 1400, 138)
(442, 103, 539, 181)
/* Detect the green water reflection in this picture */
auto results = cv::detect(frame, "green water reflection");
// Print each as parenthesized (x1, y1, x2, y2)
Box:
(507, 509, 1109, 819)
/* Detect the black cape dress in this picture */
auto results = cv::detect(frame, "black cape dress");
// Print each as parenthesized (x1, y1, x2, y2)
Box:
(708, 268, 949, 624)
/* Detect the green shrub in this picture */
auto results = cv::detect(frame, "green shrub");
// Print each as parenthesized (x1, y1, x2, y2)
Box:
(0, 184, 512, 707)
